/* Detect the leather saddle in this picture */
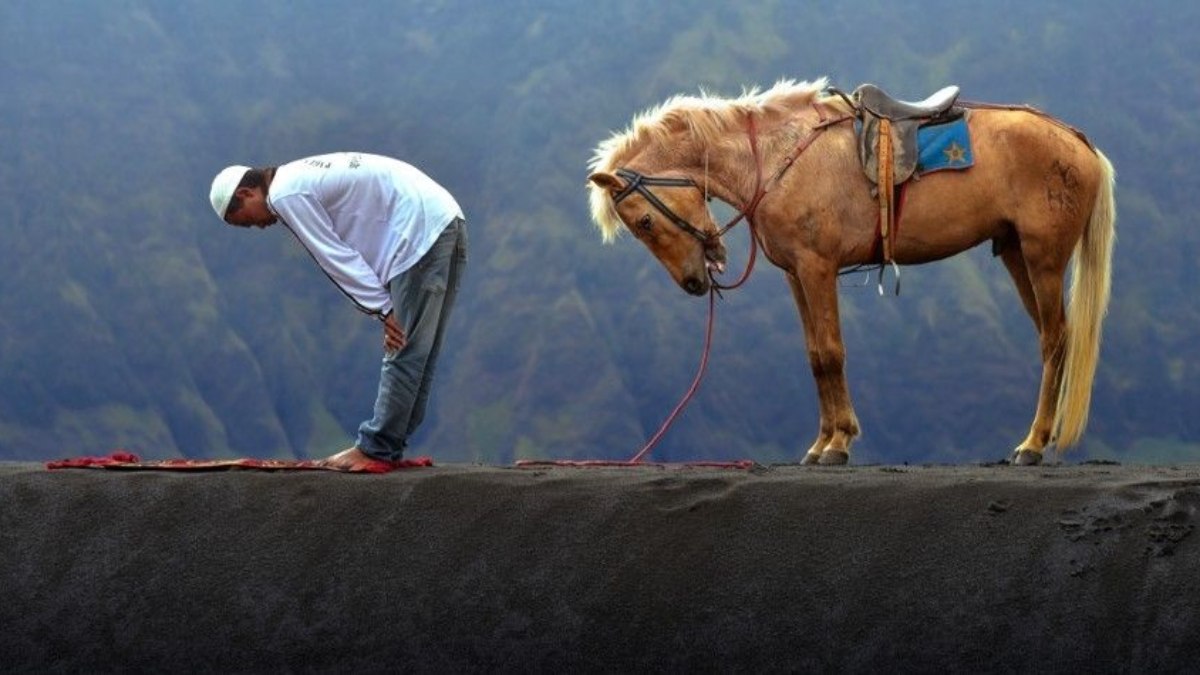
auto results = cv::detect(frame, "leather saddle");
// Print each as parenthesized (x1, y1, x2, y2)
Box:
(832, 83, 964, 268)
(853, 83, 962, 187)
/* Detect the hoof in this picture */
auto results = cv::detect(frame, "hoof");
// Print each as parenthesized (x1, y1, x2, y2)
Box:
(1011, 448, 1043, 466)
(800, 452, 823, 465)
(818, 449, 849, 466)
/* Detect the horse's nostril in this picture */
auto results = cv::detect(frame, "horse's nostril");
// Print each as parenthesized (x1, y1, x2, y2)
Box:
(683, 278, 704, 294)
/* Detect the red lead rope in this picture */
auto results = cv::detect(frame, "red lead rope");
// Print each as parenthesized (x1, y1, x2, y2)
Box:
(626, 288, 718, 463)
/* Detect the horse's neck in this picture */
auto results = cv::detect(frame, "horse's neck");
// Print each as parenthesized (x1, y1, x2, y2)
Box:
(715, 105, 851, 203)
(640, 106, 828, 208)
(649, 137, 754, 209)
(697, 116, 800, 208)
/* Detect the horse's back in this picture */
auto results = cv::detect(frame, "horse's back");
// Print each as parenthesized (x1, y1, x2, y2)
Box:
(969, 108, 1103, 206)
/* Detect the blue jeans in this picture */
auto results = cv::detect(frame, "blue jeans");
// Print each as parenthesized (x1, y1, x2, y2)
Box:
(356, 218, 467, 460)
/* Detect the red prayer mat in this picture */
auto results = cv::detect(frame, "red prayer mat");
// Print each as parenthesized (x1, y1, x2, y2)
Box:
(46, 451, 432, 474)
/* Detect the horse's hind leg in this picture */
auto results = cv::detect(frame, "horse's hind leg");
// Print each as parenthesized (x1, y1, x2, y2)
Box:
(998, 237, 1040, 332)
(999, 237, 1068, 465)
(786, 268, 860, 465)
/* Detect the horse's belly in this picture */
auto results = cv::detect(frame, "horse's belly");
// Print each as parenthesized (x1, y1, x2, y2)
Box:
(892, 180, 1007, 264)
(892, 211, 1003, 264)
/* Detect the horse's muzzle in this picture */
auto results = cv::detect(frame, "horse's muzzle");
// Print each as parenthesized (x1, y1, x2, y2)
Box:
(682, 276, 709, 296)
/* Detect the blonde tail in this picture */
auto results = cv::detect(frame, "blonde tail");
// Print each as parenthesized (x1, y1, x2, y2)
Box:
(1054, 149, 1116, 448)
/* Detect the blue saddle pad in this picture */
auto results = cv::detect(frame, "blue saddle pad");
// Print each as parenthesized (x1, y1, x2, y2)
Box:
(916, 115, 973, 176)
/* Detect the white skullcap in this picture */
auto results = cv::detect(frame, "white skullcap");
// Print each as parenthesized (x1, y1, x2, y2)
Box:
(209, 165, 251, 220)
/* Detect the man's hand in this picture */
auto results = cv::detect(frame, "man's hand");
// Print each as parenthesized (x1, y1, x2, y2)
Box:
(383, 312, 407, 352)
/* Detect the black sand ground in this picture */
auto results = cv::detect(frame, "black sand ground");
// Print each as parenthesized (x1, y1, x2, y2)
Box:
(2, 462, 1198, 673)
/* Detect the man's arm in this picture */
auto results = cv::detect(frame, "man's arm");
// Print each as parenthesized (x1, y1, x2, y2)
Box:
(271, 193, 394, 316)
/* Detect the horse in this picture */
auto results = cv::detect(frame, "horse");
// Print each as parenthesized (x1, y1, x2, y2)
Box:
(587, 77, 1115, 466)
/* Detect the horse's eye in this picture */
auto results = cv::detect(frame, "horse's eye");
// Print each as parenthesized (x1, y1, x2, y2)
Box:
(637, 214, 653, 231)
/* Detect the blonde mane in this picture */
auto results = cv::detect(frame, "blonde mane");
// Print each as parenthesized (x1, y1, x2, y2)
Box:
(587, 77, 833, 241)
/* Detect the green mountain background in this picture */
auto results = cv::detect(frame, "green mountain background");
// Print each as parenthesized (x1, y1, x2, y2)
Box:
(1, 0, 1196, 464)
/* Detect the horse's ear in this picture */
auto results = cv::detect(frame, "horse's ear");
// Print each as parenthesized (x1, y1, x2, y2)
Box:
(588, 172, 625, 193)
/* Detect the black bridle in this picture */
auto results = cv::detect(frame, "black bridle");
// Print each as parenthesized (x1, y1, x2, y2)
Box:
(612, 168, 712, 245)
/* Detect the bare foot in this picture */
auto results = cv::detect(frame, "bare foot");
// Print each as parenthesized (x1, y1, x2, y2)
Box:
(319, 447, 384, 472)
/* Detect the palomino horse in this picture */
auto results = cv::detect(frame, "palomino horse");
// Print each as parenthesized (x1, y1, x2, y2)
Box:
(587, 78, 1115, 465)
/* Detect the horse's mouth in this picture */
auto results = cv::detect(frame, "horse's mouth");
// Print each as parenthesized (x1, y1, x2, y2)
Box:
(704, 242, 728, 275)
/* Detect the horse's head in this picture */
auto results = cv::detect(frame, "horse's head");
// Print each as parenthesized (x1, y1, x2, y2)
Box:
(588, 168, 727, 296)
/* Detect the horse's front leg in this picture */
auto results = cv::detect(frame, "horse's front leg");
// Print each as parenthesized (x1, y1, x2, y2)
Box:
(786, 268, 860, 465)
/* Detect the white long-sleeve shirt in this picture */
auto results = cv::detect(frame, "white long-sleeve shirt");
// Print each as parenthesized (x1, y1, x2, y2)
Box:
(268, 152, 463, 316)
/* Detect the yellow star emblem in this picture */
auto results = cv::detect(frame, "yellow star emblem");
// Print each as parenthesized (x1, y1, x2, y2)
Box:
(943, 141, 967, 164)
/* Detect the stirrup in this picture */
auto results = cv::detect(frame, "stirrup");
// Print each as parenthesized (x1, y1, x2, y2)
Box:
(877, 260, 901, 296)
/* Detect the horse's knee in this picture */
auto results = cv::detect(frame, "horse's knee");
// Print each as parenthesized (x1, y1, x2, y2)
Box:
(805, 348, 823, 372)
(812, 344, 846, 375)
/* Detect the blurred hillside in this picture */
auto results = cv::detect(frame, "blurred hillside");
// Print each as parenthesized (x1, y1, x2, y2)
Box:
(1, 0, 1196, 464)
